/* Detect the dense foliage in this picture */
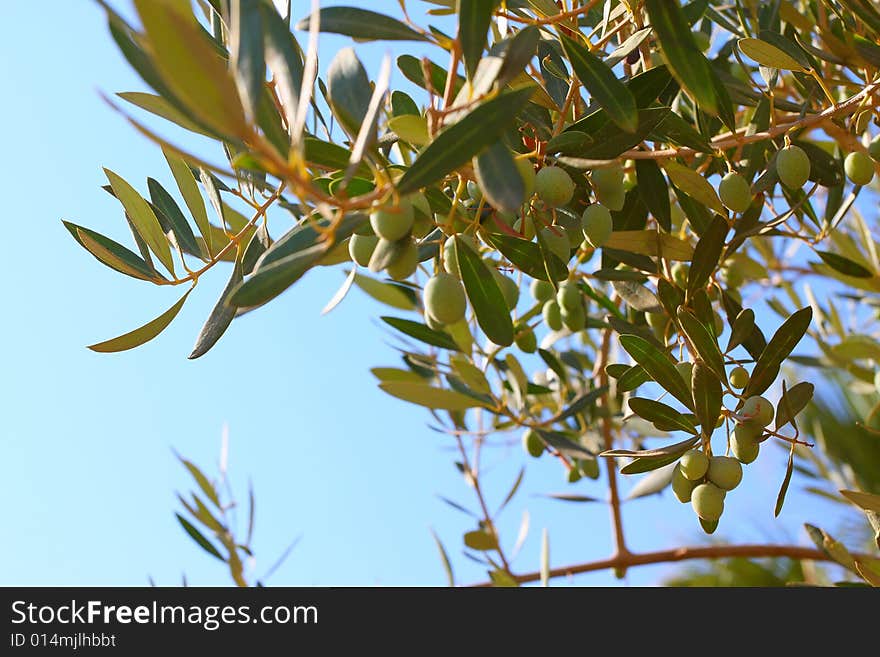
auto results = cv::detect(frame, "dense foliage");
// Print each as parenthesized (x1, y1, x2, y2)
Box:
(73, 0, 880, 586)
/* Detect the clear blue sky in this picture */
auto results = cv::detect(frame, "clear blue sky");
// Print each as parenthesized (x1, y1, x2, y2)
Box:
(0, 1, 842, 587)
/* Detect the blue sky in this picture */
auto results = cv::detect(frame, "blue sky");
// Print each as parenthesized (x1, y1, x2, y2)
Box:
(0, 1, 848, 587)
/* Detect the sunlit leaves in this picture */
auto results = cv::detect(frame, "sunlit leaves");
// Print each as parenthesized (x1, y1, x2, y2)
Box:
(88, 289, 192, 353)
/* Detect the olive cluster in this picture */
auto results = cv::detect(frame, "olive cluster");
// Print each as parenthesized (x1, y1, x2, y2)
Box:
(672, 394, 774, 533)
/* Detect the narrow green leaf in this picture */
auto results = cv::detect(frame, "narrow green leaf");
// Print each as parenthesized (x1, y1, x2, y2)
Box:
(353, 273, 417, 310)
(228, 243, 324, 308)
(687, 215, 728, 298)
(617, 364, 651, 391)
(189, 258, 243, 359)
(627, 398, 697, 434)
(176, 513, 225, 561)
(381, 316, 459, 351)
(726, 308, 755, 353)
(379, 382, 487, 410)
(296, 6, 428, 41)
(133, 0, 247, 137)
(105, 169, 175, 275)
(743, 307, 812, 397)
(626, 462, 677, 499)
(635, 160, 671, 231)
(455, 235, 514, 346)
(147, 178, 202, 258)
(534, 430, 594, 460)
(117, 91, 214, 137)
(620, 334, 693, 409)
(621, 452, 688, 475)
(548, 387, 608, 424)
(603, 435, 700, 458)
(738, 37, 809, 72)
(612, 281, 662, 313)
(566, 107, 670, 160)
(840, 490, 880, 514)
(473, 142, 524, 213)
(430, 529, 456, 586)
(178, 457, 221, 509)
(458, 0, 498, 79)
(397, 86, 535, 195)
(774, 381, 814, 429)
(650, 111, 714, 153)
(164, 150, 212, 257)
(230, 0, 265, 122)
(261, 1, 303, 136)
(677, 308, 727, 384)
(487, 234, 567, 281)
(497, 25, 540, 87)
(663, 161, 724, 215)
(775, 446, 794, 517)
(645, 0, 718, 114)
(327, 47, 372, 137)
(64, 221, 159, 282)
(88, 289, 191, 353)
(815, 251, 873, 278)
(199, 167, 227, 232)
(691, 360, 721, 437)
(561, 35, 638, 133)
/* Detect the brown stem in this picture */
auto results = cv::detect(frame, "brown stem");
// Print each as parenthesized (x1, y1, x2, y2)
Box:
(622, 80, 880, 160)
(469, 543, 871, 586)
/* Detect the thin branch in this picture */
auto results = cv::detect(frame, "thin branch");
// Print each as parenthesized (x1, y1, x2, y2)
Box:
(469, 543, 872, 587)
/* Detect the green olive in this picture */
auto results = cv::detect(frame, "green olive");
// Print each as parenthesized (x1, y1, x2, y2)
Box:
(543, 299, 563, 331)
(540, 226, 571, 263)
(729, 366, 750, 389)
(676, 361, 694, 389)
(591, 165, 625, 211)
(680, 448, 709, 481)
(581, 204, 613, 247)
(492, 269, 520, 310)
(516, 158, 536, 199)
(740, 395, 774, 427)
(556, 280, 581, 312)
(868, 135, 880, 163)
(707, 455, 743, 491)
(672, 463, 698, 503)
(561, 303, 586, 332)
(370, 202, 415, 241)
(646, 311, 668, 341)
(442, 233, 476, 277)
(775, 145, 811, 189)
(424, 273, 467, 325)
(348, 233, 378, 267)
(515, 325, 538, 353)
(671, 262, 689, 288)
(731, 424, 760, 464)
(844, 151, 875, 186)
(530, 279, 555, 302)
(718, 171, 753, 213)
(384, 238, 419, 281)
(691, 483, 725, 521)
(535, 166, 575, 207)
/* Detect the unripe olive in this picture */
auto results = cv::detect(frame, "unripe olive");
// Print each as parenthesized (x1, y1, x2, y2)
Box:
(713, 311, 724, 336)
(567, 464, 582, 483)
(424, 309, 445, 331)
(467, 179, 483, 204)
(718, 171, 753, 213)
(707, 455, 743, 491)
(578, 458, 600, 480)
(556, 280, 582, 312)
(492, 270, 519, 310)
(535, 166, 575, 207)
(543, 299, 563, 331)
(591, 165, 625, 211)
(731, 424, 760, 464)
(555, 210, 583, 249)
(370, 202, 415, 241)
(671, 262, 689, 288)
(729, 366, 750, 389)
(516, 158, 536, 199)
(844, 151, 875, 186)
(522, 429, 544, 458)
(530, 279, 555, 302)
(515, 325, 538, 353)
(672, 463, 697, 503)
(699, 518, 719, 534)
(442, 233, 476, 276)
(680, 449, 709, 481)
(424, 273, 467, 325)
(868, 135, 880, 163)
(691, 483, 725, 521)
(385, 238, 419, 281)
(561, 303, 586, 332)
(775, 145, 811, 189)
(540, 226, 571, 263)
(581, 204, 613, 247)
(348, 233, 378, 267)
(740, 395, 774, 427)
